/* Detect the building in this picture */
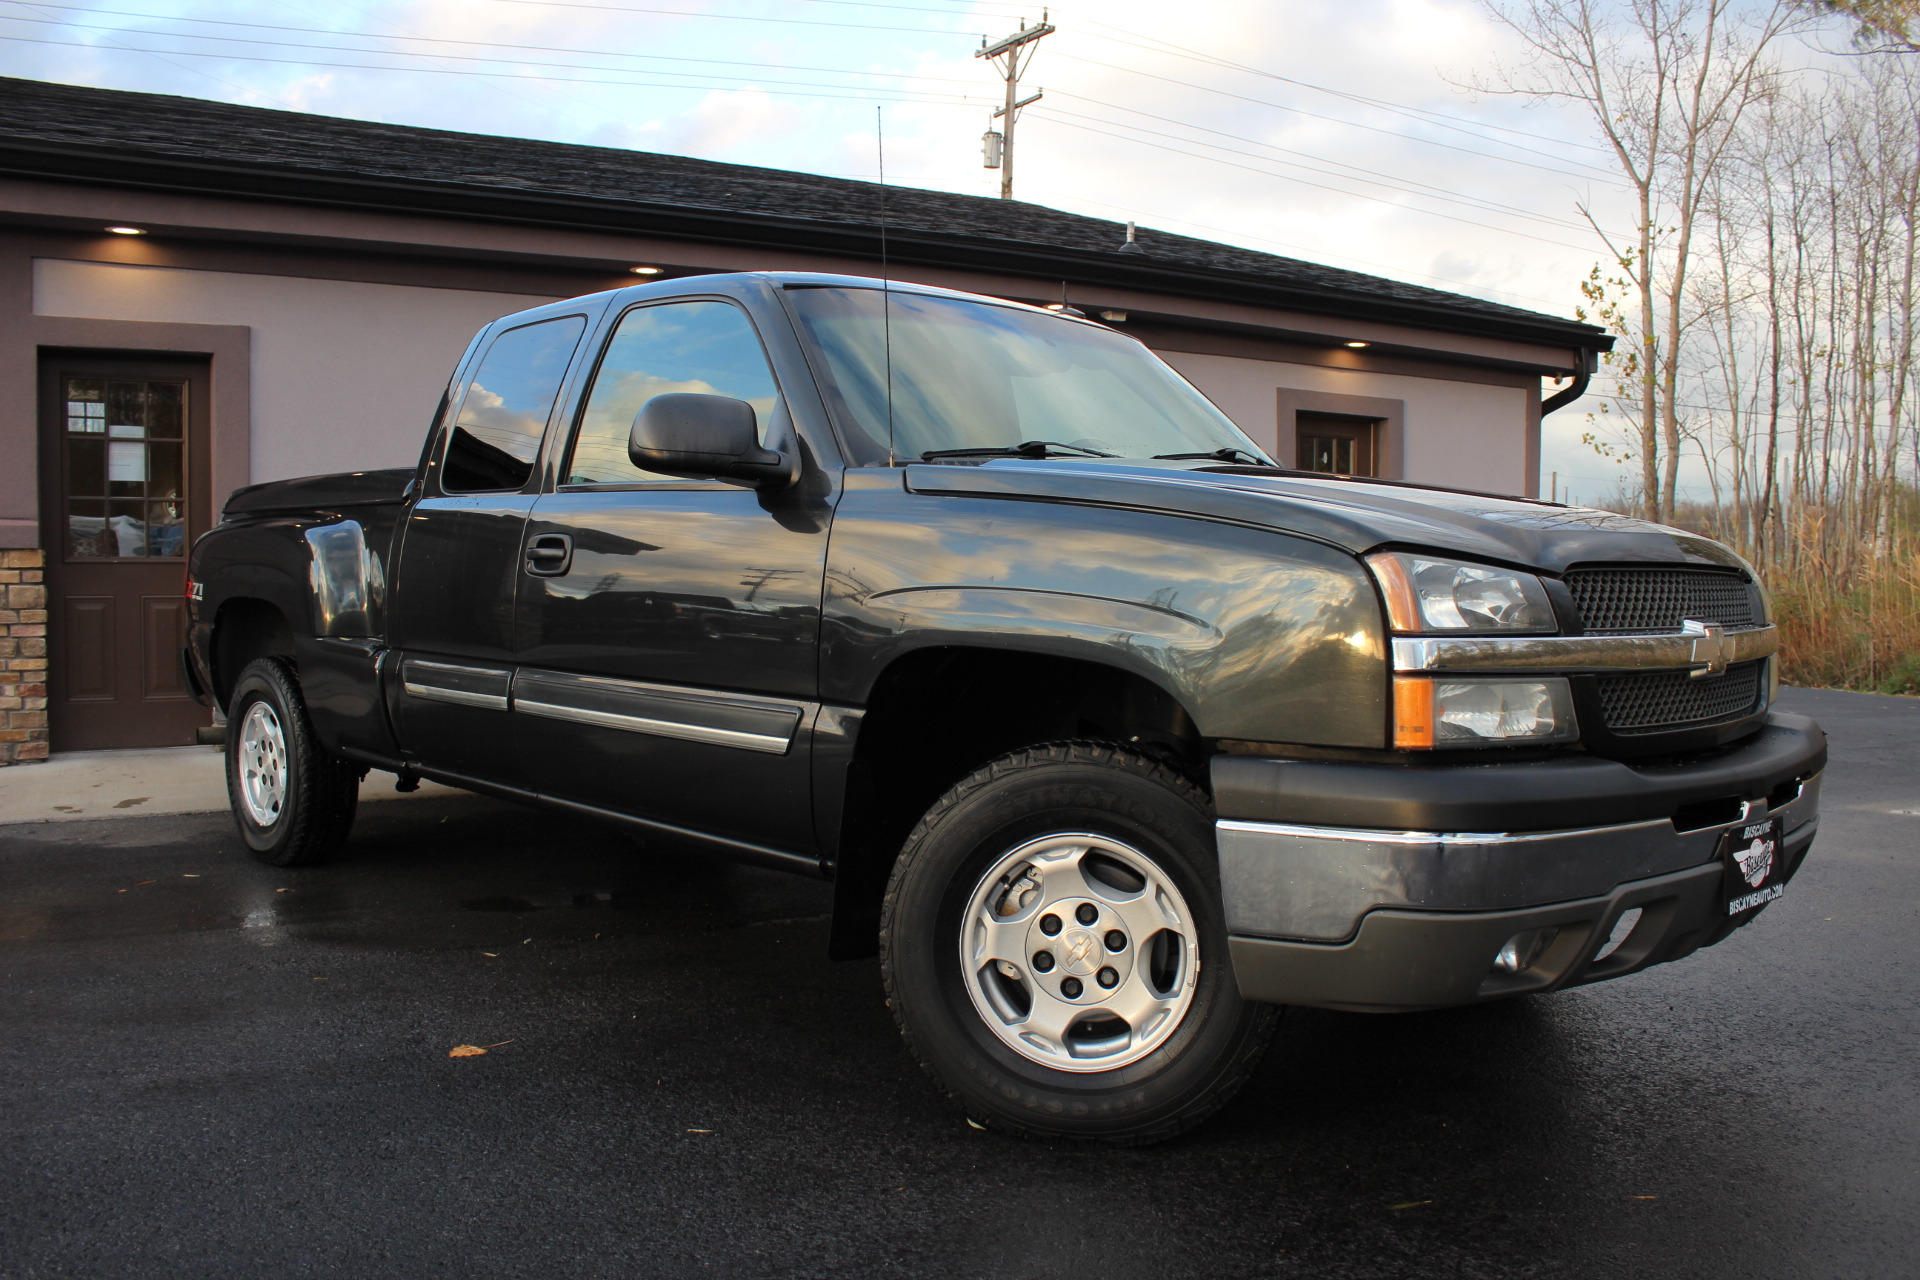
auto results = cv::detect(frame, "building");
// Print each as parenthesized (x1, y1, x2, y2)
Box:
(0, 75, 1609, 757)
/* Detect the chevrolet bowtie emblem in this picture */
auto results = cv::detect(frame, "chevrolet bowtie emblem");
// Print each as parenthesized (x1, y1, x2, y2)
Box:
(1683, 619, 1731, 677)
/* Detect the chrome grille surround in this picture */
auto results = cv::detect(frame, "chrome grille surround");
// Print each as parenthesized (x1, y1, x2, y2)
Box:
(1566, 568, 1756, 634)
(1594, 660, 1765, 733)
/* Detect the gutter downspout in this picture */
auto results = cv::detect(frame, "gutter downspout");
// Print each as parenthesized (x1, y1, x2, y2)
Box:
(1542, 347, 1596, 415)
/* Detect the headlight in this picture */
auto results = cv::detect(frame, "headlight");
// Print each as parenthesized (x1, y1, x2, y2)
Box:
(1367, 552, 1555, 633)
(1394, 677, 1579, 749)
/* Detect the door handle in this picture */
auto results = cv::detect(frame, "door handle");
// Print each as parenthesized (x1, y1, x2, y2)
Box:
(525, 533, 573, 577)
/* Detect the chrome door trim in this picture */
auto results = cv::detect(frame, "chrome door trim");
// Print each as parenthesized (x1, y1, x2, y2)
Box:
(1391, 624, 1777, 674)
(512, 668, 806, 755)
(400, 658, 512, 711)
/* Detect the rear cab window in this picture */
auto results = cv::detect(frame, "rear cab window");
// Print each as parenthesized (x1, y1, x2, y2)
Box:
(442, 315, 586, 493)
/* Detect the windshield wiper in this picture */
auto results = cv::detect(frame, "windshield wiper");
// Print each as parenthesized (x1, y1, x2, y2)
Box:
(921, 440, 1118, 460)
(1153, 448, 1273, 466)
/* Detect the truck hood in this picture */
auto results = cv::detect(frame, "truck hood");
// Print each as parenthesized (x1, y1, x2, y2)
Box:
(902, 460, 1747, 575)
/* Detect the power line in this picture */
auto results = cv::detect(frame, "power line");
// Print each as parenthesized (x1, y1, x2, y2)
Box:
(1044, 93, 1610, 237)
(789, 0, 1617, 158)
(0, 2, 987, 84)
(1019, 183, 1580, 313)
(1031, 113, 1600, 255)
(0, 2, 1621, 232)
(0, 10, 989, 97)
(0, 31, 987, 104)
(1049, 49, 1619, 183)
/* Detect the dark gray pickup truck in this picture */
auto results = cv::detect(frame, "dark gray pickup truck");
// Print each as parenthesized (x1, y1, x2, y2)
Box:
(185, 271, 1824, 1143)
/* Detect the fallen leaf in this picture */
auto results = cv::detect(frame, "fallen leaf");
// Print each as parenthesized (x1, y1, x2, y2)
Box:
(448, 1045, 487, 1057)
(965, 1118, 986, 1131)
(1631, 1195, 1658, 1200)
(113, 797, 150, 809)
(1388, 1201, 1433, 1211)
(522, 938, 532, 944)
(276, 888, 291, 893)
(686, 1128, 713, 1133)
(135, 880, 155, 886)
(182, 874, 199, 878)
(117, 889, 126, 893)
(481, 952, 498, 957)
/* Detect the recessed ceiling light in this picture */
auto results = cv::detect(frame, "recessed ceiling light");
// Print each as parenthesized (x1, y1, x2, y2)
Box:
(630, 265, 662, 275)
(107, 226, 146, 236)
(1345, 340, 1370, 349)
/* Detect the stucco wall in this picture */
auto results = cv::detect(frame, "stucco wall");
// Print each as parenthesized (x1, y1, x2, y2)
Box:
(1160, 350, 1532, 494)
(32, 259, 1534, 496)
(33, 260, 555, 484)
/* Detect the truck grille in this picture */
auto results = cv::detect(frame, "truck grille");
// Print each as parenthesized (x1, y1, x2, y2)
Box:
(1595, 660, 1764, 733)
(1565, 568, 1756, 633)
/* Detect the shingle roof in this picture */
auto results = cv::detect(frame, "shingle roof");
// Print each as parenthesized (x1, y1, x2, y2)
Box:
(0, 75, 1607, 349)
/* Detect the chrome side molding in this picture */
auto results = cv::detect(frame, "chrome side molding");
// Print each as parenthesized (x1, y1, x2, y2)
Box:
(511, 668, 806, 755)
(400, 658, 511, 711)
(1392, 624, 1777, 676)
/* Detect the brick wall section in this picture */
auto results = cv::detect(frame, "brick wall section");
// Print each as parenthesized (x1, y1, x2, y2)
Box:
(0, 549, 49, 765)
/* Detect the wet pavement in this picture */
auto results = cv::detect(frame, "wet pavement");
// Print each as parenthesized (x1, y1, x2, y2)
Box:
(1, 686, 1914, 1279)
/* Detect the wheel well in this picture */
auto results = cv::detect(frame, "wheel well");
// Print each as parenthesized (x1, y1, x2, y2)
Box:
(210, 599, 295, 709)
(828, 647, 1204, 960)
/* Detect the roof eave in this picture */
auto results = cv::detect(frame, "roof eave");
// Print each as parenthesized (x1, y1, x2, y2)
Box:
(0, 138, 1613, 352)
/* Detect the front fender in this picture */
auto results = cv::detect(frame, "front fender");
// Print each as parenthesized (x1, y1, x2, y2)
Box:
(821, 479, 1388, 748)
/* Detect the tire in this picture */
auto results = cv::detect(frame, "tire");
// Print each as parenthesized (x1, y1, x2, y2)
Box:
(880, 741, 1278, 1144)
(225, 657, 360, 867)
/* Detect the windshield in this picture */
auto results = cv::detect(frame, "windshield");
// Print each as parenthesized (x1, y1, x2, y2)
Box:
(785, 287, 1268, 465)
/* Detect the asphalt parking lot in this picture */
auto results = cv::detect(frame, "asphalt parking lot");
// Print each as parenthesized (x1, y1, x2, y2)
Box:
(1, 686, 1915, 1280)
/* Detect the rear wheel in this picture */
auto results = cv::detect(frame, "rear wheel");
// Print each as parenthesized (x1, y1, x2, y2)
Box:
(225, 658, 359, 866)
(881, 741, 1277, 1144)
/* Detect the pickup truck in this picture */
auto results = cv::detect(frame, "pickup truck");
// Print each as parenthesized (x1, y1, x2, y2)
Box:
(185, 271, 1825, 1144)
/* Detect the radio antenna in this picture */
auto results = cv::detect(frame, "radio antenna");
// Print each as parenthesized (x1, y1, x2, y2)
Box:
(877, 106, 896, 464)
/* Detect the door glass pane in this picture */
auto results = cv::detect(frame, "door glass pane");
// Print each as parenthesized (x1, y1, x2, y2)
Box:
(146, 382, 183, 438)
(68, 499, 108, 558)
(147, 501, 186, 557)
(68, 437, 105, 496)
(443, 315, 586, 493)
(566, 301, 780, 485)
(147, 442, 183, 499)
(107, 501, 148, 557)
(66, 380, 106, 434)
(63, 374, 190, 559)
(107, 381, 146, 433)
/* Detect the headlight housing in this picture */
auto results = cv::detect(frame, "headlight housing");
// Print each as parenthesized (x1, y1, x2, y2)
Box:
(1394, 677, 1579, 749)
(1367, 552, 1555, 633)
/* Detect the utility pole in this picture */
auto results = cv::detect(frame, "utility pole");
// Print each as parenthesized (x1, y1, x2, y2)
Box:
(977, 11, 1054, 200)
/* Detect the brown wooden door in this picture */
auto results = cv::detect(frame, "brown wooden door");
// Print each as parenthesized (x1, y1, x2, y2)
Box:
(38, 353, 214, 750)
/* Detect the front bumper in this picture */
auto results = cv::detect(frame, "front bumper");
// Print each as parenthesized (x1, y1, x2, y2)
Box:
(1213, 712, 1825, 1012)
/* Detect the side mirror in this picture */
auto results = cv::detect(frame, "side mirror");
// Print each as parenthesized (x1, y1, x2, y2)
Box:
(629, 393, 794, 487)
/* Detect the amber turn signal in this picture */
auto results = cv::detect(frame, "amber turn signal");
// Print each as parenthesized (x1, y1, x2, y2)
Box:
(1393, 677, 1436, 749)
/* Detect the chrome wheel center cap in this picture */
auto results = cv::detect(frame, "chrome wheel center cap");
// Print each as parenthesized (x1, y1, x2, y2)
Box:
(1059, 928, 1100, 975)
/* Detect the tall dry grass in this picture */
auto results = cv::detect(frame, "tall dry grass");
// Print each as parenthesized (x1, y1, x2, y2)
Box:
(1765, 534, 1920, 696)
(1607, 491, 1920, 696)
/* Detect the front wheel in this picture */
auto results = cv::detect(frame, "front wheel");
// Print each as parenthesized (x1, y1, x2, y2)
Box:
(880, 742, 1277, 1144)
(225, 657, 359, 867)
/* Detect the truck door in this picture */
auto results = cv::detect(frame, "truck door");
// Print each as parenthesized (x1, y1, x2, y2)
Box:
(388, 310, 588, 785)
(513, 298, 830, 855)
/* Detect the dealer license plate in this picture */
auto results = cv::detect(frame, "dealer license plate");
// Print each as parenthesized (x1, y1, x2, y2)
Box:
(1722, 817, 1786, 919)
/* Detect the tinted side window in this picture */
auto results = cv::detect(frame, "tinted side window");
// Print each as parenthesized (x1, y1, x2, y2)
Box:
(443, 315, 585, 493)
(565, 301, 779, 485)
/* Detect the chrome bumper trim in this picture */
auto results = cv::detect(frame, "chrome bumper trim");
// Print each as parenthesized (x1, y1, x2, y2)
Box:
(1392, 624, 1777, 674)
(1217, 771, 1819, 943)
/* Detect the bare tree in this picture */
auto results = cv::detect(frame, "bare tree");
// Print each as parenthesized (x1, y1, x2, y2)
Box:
(1476, 0, 1806, 521)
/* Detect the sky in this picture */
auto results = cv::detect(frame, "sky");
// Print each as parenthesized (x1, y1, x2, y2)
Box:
(0, 0, 1856, 504)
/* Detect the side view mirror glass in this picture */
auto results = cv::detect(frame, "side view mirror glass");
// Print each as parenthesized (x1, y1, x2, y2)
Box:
(628, 393, 795, 487)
